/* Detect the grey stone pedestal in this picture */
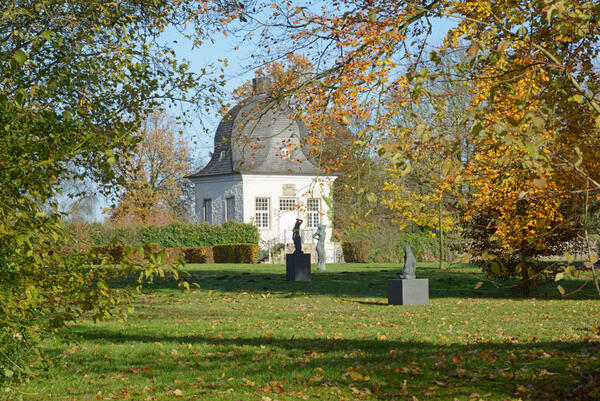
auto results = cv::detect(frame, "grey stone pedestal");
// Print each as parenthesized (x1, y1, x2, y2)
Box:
(286, 253, 311, 281)
(388, 279, 429, 305)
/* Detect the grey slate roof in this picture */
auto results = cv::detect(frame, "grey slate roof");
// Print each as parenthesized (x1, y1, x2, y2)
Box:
(188, 93, 322, 178)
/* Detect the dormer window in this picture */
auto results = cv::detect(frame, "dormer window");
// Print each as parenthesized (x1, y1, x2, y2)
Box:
(219, 150, 226, 161)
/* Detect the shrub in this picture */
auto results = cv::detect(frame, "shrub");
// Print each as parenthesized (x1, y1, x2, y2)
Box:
(117, 246, 185, 265)
(466, 210, 580, 296)
(91, 245, 124, 263)
(62, 221, 259, 249)
(342, 240, 371, 263)
(236, 243, 259, 263)
(181, 247, 213, 264)
(164, 248, 184, 264)
(144, 242, 161, 254)
(213, 243, 259, 263)
(138, 221, 259, 247)
(213, 244, 235, 263)
(343, 223, 466, 263)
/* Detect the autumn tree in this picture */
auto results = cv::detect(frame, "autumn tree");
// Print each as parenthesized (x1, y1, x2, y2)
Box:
(108, 111, 193, 225)
(380, 50, 474, 267)
(234, 0, 600, 292)
(0, 0, 239, 381)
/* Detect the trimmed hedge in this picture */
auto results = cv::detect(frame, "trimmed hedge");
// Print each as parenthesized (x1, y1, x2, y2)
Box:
(64, 221, 259, 248)
(144, 242, 161, 254)
(91, 245, 124, 263)
(342, 240, 371, 263)
(164, 248, 184, 264)
(90, 245, 189, 265)
(180, 247, 213, 264)
(213, 243, 259, 263)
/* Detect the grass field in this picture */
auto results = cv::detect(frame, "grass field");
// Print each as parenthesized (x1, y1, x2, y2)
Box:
(7, 263, 600, 401)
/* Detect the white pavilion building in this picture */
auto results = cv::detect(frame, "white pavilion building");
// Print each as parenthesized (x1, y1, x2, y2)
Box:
(187, 77, 339, 261)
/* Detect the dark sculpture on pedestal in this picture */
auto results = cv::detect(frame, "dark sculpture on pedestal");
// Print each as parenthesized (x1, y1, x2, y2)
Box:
(398, 243, 417, 279)
(287, 218, 310, 281)
(312, 224, 326, 271)
(292, 218, 303, 254)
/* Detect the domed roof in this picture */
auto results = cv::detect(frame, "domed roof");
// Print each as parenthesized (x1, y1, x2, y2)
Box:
(188, 78, 321, 178)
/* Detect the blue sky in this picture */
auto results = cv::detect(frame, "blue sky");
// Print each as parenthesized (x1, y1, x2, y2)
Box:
(80, 13, 459, 221)
(163, 14, 458, 167)
(160, 28, 256, 167)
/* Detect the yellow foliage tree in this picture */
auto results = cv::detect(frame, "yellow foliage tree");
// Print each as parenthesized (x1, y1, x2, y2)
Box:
(107, 111, 192, 225)
(239, 0, 600, 290)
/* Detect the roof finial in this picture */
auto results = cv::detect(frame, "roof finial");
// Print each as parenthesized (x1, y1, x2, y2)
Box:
(252, 76, 272, 95)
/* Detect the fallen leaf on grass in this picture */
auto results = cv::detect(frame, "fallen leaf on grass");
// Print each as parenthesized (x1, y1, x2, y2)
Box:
(516, 384, 528, 392)
(242, 377, 255, 386)
(265, 381, 285, 393)
(173, 389, 183, 397)
(349, 371, 363, 381)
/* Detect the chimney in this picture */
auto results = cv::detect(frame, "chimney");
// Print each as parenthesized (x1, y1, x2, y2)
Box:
(252, 77, 272, 95)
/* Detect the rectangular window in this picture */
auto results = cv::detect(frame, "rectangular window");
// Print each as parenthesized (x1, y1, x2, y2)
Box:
(307, 198, 320, 228)
(255, 198, 270, 228)
(225, 196, 235, 221)
(279, 197, 297, 211)
(203, 199, 212, 224)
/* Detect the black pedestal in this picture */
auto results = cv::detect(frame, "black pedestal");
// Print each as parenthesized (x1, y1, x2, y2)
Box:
(286, 253, 311, 281)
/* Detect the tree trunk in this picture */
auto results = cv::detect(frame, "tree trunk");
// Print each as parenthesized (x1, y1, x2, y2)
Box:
(439, 195, 444, 269)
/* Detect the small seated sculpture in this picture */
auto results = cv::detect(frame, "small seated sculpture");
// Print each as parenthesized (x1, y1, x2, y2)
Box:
(398, 243, 417, 279)
(312, 224, 326, 271)
(292, 218, 303, 254)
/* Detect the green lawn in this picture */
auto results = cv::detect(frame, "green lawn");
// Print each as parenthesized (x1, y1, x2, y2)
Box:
(8, 263, 600, 401)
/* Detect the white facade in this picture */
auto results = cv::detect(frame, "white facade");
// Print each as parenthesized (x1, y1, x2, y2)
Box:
(192, 175, 243, 224)
(192, 173, 337, 250)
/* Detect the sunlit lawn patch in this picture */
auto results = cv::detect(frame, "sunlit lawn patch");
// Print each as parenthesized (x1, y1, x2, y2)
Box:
(10, 263, 600, 400)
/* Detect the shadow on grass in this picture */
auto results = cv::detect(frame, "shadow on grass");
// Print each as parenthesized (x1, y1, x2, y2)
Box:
(110, 265, 600, 300)
(65, 327, 600, 401)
